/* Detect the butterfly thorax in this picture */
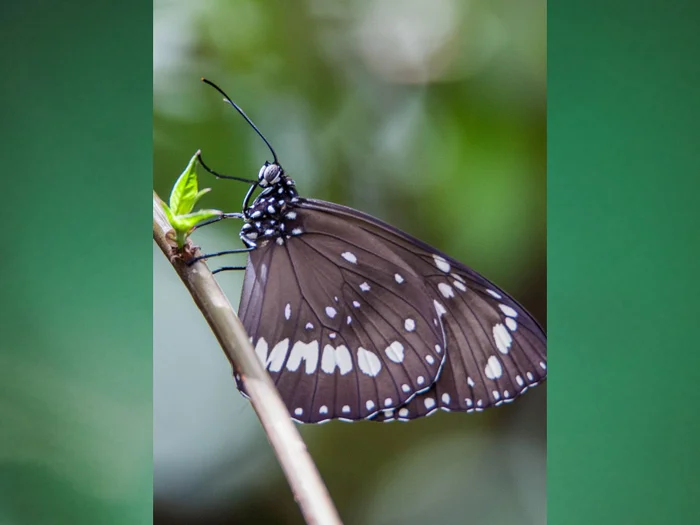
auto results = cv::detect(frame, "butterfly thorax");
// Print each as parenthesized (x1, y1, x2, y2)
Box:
(240, 174, 302, 247)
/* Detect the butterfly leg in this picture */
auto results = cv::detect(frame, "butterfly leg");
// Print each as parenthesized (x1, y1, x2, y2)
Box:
(192, 212, 245, 232)
(196, 151, 256, 184)
(212, 266, 247, 274)
(187, 246, 254, 266)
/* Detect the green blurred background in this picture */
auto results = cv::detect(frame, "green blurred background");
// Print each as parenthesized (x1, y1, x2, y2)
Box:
(154, 1, 545, 524)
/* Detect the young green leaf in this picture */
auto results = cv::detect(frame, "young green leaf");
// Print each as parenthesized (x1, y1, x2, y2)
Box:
(169, 151, 201, 215)
(163, 152, 222, 249)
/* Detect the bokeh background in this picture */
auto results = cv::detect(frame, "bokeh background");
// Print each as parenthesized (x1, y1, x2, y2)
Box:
(154, 1, 546, 524)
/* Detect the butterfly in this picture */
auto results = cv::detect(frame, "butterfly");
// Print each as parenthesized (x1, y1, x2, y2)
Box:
(192, 79, 546, 424)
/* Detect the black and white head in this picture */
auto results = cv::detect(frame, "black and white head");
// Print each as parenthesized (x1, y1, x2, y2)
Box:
(257, 161, 283, 187)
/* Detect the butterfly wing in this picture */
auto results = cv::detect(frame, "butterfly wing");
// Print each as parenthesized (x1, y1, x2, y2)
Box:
(237, 202, 449, 423)
(236, 198, 546, 423)
(300, 199, 546, 422)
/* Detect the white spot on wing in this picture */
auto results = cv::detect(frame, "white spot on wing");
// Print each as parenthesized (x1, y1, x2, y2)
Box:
(401, 384, 410, 393)
(357, 347, 382, 377)
(434, 300, 447, 317)
(319, 405, 328, 415)
(341, 251, 357, 264)
(417, 375, 425, 385)
(426, 355, 435, 364)
(399, 408, 409, 417)
(467, 377, 475, 387)
(435, 344, 442, 353)
(284, 303, 291, 320)
(267, 339, 290, 372)
(294, 408, 303, 416)
(385, 341, 405, 363)
(493, 323, 513, 354)
(505, 317, 518, 331)
(438, 282, 454, 298)
(325, 306, 337, 318)
(404, 318, 416, 332)
(366, 400, 375, 411)
(342, 405, 350, 414)
(424, 397, 436, 409)
(287, 341, 319, 374)
(255, 338, 268, 366)
(540, 361, 547, 370)
(394, 273, 404, 284)
(305, 322, 314, 330)
(453, 280, 467, 292)
(485, 355, 503, 379)
(499, 304, 518, 318)
(433, 254, 451, 273)
(359, 282, 371, 292)
(291, 227, 303, 235)
(441, 393, 451, 404)
(285, 211, 297, 219)
(384, 398, 393, 407)
(352, 301, 361, 308)
(322, 345, 352, 375)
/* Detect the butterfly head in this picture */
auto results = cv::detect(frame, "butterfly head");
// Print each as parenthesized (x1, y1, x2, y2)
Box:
(258, 161, 283, 187)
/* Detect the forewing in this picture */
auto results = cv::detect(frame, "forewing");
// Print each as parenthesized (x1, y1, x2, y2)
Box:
(236, 207, 448, 423)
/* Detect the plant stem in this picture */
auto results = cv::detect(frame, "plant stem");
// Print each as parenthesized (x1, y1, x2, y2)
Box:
(153, 191, 343, 525)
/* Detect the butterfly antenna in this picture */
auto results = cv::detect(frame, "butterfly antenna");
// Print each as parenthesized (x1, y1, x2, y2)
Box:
(201, 78, 279, 165)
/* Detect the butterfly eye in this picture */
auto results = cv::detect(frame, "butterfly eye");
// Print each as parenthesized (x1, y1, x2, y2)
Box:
(258, 163, 282, 186)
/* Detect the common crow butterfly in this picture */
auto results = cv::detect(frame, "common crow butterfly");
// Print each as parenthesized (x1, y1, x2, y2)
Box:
(192, 79, 546, 424)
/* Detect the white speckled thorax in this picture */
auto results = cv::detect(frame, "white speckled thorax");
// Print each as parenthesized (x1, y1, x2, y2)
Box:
(239, 174, 301, 246)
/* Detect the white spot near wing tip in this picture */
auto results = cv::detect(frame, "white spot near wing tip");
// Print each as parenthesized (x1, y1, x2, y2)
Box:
(399, 408, 409, 417)
(485, 355, 503, 379)
(385, 341, 405, 363)
(342, 405, 350, 414)
(325, 306, 337, 318)
(305, 322, 314, 330)
(438, 282, 455, 298)
(359, 282, 371, 292)
(346, 315, 352, 325)
(426, 355, 435, 364)
(487, 289, 502, 299)
(401, 384, 410, 393)
(294, 408, 303, 416)
(499, 304, 518, 318)
(435, 344, 442, 353)
(319, 405, 328, 414)
(442, 393, 451, 404)
(467, 376, 475, 387)
(285, 211, 297, 220)
(417, 375, 425, 385)
(493, 323, 513, 354)
(291, 227, 303, 235)
(527, 371, 534, 381)
(341, 251, 357, 264)
(516, 375, 524, 386)
(357, 347, 382, 377)
(366, 400, 375, 411)
(493, 391, 501, 400)
(434, 300, 447, 316)
(424, 397, 436, 409)
(453, 280, 467, 292)
(284, 303, 291, 321)
(540, 361, 547, 370)
(404, 318, 416, 332)
(466, 398, 473, 407)
(352, 300, 361, 308)
(433, 254, 451, 273)
(394, 273, 404, 283)
(505, 317, 518, 331)
(384, 398, 393, 407)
